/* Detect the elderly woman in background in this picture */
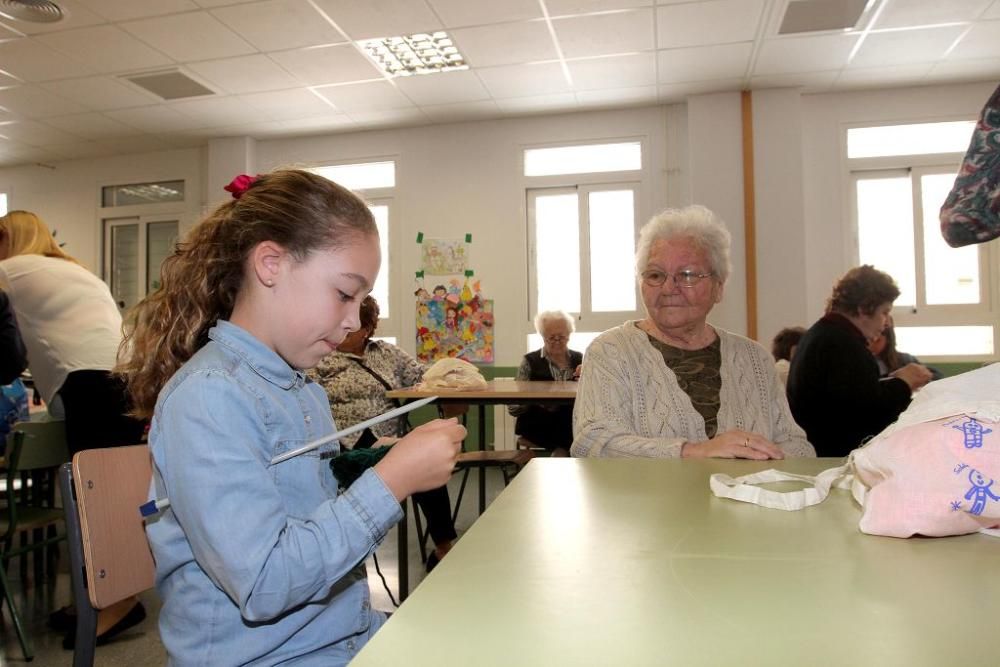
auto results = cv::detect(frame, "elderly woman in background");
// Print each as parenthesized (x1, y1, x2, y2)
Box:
(508, 310, 583, 457)
(771, 326, 806, 386)
(572, 205, 813, 459)
(787, 266, 933, 457)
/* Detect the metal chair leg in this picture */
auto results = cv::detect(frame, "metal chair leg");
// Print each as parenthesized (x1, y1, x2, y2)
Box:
(0, 560, 33, 661)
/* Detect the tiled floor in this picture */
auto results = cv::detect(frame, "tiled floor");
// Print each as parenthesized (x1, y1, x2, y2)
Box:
(0, 467, 512, 665)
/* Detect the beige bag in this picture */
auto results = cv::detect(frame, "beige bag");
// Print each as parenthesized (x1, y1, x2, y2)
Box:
(418, 358, 487, 391)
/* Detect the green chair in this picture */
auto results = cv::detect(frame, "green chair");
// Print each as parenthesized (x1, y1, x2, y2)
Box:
(0, 420, 71, 661)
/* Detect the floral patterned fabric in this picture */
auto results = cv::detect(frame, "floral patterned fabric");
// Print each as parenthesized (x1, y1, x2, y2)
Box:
(940, 83, 1000, 247)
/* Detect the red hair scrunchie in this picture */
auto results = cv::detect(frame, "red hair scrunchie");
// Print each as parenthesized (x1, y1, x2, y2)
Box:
(224, 174, 259, 199)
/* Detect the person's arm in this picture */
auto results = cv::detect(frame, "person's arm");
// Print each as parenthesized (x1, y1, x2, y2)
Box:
(154, 374, 402, 622)
(827, 342, 912, 438)
(763, 353, 815, 457)
(570, 338, 685, 458)
(387, 342, 427, 389)
(507, 355, 532, 417)
(0, 291, 27, 385)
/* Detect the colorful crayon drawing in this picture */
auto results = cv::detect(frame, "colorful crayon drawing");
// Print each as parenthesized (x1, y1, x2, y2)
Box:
(415, 279, 493, 363)
(422, 238, 468, 275)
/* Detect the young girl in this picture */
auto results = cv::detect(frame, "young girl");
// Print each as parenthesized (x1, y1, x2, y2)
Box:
(118, 169, 465, 665)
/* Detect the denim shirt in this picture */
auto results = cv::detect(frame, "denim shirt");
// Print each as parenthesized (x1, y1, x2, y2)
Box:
(146, 320, 402, 666)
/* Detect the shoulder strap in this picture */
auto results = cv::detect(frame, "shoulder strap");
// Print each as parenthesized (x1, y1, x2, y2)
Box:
(709, 463, 853, 511)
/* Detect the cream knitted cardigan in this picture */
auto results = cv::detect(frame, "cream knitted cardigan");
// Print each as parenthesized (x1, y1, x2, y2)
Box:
(571, 321, 814, 458)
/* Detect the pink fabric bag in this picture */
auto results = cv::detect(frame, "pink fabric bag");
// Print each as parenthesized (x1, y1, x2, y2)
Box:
(711, 364, 1000, 538)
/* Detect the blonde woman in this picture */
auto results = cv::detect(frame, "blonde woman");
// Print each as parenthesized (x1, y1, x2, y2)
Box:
(0, 210, 146, 646)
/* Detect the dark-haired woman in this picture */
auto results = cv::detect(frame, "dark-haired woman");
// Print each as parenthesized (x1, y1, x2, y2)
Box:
(787, 265, 933, 457)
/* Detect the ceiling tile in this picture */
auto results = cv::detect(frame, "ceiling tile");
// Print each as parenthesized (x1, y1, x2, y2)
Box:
(927, 57, 1000, 83)
(574, 85, 659, 107)
(656, 0, 765, 49)
(0, 120, 83, 146)
(657, 78, 742, 103)
(3, 0, 107, 34)
(0, 23, 23, 40)
(105, 105, 204, 132)
(121, 11, 256, 61)
(494, 92, 578, 114)
(312, 80, 415, 112)
(834, 64, 932, 89)
(43, 112, 142, 139)
(188, 54, 301, 94)
(873, 0, 992, 30)
(238, 88, 338, 119)
(394, 70, 490, 105)
(0, 38, 96, 82)
(0, 85, 90, 118)
(278, 114, 356, 134)
(850, 25, 966, 68)
(211, 0, 346, 52)
(451, 22, 557, 67)
(547, 0, 653, 17)
(75, 0, 201, 21)
(475, 61, 572, 98)
(170, 95, 266, 126)
(420, 99, 501, 122)
(553, 9, 654, 58)
(657, 42, 752, 83)
(0, 71, 20, 87)
(947, 20, 1000, 60)
(309, 0, 442, 40)
(38, 25, 174, 73)
(567, 53, 656, 90)
(269, 44, 383, 85)
(754, 33, 859, 75)
(41, 76, 162, 110)
(986, 0, 1000, 19)
(425, 0, 541, 28)
(193, 0, 262, 7)
(749, 70, 839, 92)
(345, 107, 429, 127)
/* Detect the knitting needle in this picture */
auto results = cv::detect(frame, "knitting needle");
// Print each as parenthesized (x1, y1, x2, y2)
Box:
(271, 395, 438, 464)
(139, 396, 439, 518)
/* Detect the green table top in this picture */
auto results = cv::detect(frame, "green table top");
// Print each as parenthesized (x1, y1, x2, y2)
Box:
(352, 458, 998, 667)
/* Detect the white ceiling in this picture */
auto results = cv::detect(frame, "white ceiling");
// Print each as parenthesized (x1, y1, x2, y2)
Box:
(0, 0, 997, 166)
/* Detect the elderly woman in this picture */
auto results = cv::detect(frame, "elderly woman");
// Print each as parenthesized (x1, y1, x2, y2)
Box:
(571, 205, 813, 459)
(771, 326, 806, 386)
(787, 266, 933, 457)
(508, 310, 583, 457)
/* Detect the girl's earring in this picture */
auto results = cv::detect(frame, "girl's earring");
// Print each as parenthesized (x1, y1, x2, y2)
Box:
(266, 279, 274, 286)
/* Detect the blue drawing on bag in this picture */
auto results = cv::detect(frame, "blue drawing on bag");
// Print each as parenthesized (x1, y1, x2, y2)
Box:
(964, 469, 1000, 516)
(951, 500, 963, 511)
(949, 417, 993, 449)
(954, 462, 970, 475)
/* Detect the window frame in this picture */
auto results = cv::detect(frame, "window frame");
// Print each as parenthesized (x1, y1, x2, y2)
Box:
(101, 213, 181, 311)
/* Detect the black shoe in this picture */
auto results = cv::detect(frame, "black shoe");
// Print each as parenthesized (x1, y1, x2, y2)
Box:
(425, 551, 440, 573)
(62, 601, 147, 651)
(48, 605, 76, 632)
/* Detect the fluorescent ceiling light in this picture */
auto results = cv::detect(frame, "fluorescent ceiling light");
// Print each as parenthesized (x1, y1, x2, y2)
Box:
(360, 31, 468, 77)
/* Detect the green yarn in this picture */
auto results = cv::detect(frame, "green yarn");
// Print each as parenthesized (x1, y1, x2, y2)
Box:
(330, 446, 391, 488)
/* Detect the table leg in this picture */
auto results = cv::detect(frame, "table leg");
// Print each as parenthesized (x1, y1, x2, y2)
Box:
(398, 500, 408, 602)
(478, 404, 486, 515)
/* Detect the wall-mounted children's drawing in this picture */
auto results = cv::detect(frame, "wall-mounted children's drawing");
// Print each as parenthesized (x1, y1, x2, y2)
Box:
(421, 238, 468, 275)
(415, 278, 494, 363)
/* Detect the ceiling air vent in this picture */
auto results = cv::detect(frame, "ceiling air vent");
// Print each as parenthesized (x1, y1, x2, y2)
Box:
(779, 0, 869, 35)
(122, 69, 215, 101)
(0, 0, 64, 23)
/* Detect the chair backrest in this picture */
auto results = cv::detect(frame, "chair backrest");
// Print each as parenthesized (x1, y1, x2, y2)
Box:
(7, 420, 69, 472)
(70, 445, 156, 610)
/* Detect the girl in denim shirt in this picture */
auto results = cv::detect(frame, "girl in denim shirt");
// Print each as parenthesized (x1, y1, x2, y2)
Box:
(117, 170, 465, 666)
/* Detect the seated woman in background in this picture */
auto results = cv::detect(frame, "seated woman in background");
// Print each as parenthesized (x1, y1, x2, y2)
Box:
(787, 266, 933, 457)
(868, 315, 942, 381)
(309, 295, 458, 572)
(771, 326, 805, 386)
(508, 310, 582, 458)
(572, 205, 813, 459)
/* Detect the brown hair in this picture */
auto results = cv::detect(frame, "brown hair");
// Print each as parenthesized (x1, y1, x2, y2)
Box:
(0, 210, 79, 263)
(826, 265, 900, 316)
(771, 326, 806, 361)
(117, 169, 376, 417)
(872, 316, 902, 372)
(359, 295, 380, 332)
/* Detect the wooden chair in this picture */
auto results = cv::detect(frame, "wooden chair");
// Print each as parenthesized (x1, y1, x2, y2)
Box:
(59, 445, 156, 667)
(0, 421, 71, 661)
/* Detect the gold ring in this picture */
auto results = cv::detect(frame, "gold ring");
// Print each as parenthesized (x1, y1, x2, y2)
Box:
(744, 438, 750, 448)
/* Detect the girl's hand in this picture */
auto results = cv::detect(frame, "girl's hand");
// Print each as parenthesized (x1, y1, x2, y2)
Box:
(374, 418, 466, 501)
(681, 430, 784, 460)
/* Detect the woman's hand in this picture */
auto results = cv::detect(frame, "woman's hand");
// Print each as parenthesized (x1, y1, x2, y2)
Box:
(890, 363, 933, 392)
(373, 418, 466, 501)
(681, 429, 784, 460)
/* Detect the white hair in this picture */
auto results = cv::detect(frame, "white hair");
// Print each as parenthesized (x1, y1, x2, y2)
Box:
(533, 310, 575, 335)
(635, 205, 732, 284)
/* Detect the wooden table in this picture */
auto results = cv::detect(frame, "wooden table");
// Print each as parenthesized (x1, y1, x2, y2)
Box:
(354, 458, 1000, 666)
(386, 380, 577, 599)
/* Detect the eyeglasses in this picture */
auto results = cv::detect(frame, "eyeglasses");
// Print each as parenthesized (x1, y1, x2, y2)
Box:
(543, 334, 569, 343)
(641, 269, 714, 288)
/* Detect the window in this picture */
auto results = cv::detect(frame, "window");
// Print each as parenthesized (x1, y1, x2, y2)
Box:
(103, 216, 179, 310)
(309, 160, 396, 326)
(524, 140, 643, 348)
(849, 121, 993, 359)
(102, 180, 185, 207)
(0, 193, 7, 216)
